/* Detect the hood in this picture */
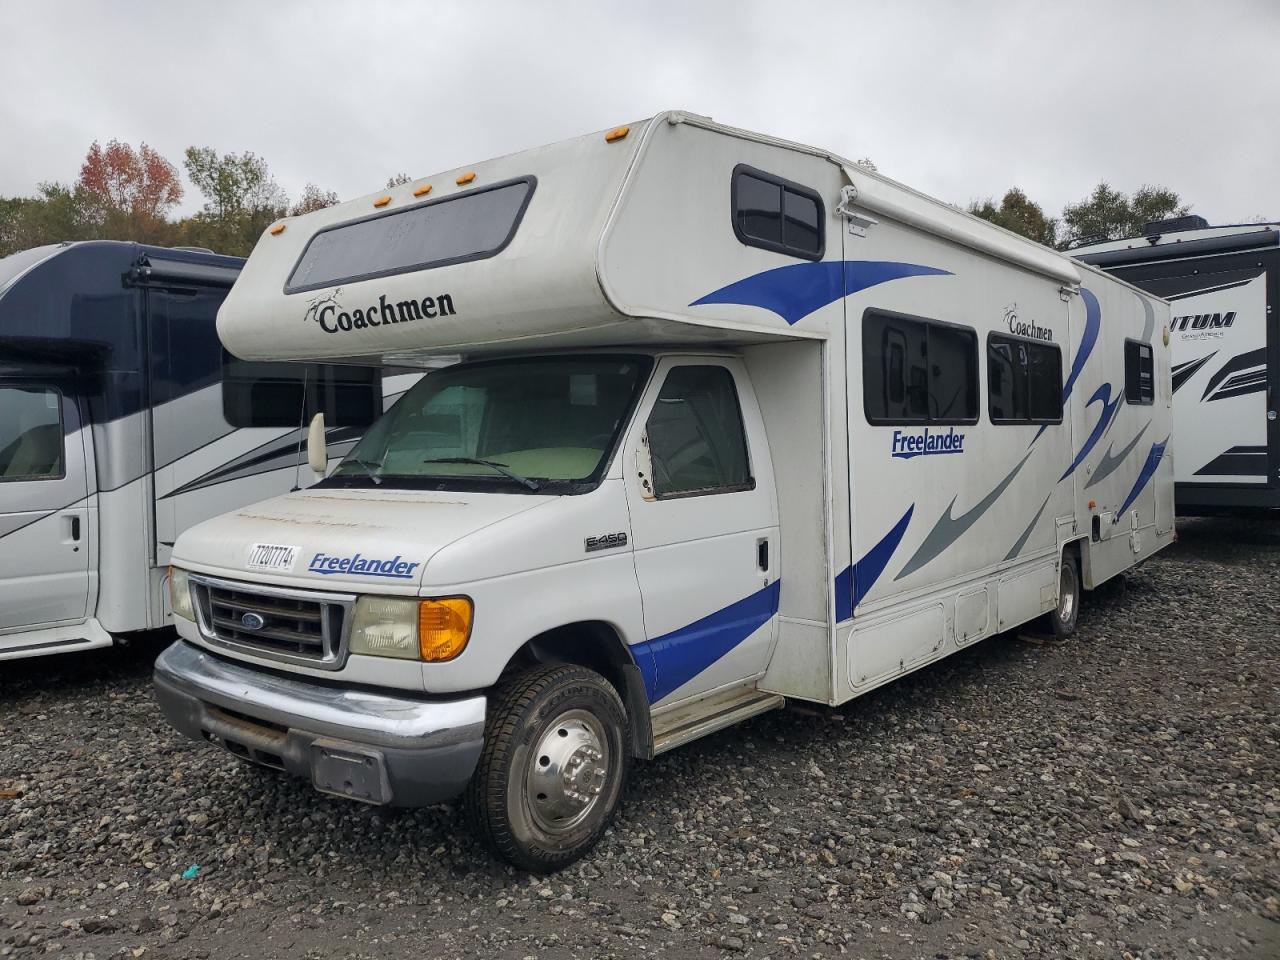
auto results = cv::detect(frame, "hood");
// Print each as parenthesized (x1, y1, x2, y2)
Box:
(172, 487, 553, 593)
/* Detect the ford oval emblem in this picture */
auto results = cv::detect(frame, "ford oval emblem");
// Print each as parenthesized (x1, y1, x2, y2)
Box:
(240, 612, 266, 631)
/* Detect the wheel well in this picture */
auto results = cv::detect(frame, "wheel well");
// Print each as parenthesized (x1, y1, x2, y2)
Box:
(1063, 537, 1088, 587)
(501, 622, 654, 760)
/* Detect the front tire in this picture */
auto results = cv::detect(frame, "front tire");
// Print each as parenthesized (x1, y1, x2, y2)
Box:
(464, 664, 628, 872)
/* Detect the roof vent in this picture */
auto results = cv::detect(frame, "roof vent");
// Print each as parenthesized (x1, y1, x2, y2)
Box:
(1142, 214, 1209, 236)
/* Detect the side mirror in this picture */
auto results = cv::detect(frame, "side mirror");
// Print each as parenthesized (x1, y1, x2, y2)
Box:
(306, 412, 327, 475)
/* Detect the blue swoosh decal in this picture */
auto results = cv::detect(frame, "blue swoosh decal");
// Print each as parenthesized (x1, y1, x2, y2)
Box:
(634, 580, 781, 703)
(1115, 438, 1169, 519)
(1060, 383, 1121, 481)
(691, 260, 951, 326)
(834, 505, 914, 622)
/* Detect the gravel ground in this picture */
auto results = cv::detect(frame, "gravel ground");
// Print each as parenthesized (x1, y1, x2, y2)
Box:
(3, 517, 1278, 960)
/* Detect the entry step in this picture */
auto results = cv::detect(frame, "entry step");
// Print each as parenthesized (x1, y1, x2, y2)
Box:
(651, 688, 784, 756)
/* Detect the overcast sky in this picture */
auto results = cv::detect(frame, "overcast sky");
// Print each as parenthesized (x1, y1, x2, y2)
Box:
(2, 0, 1276, 226)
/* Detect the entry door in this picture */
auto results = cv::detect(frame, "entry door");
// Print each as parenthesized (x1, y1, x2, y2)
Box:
(623, 359, 779, 708)
(0, 382, 90, 632)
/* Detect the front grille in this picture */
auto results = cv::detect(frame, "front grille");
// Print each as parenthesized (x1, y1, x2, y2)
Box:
(189, 574, 353, 669)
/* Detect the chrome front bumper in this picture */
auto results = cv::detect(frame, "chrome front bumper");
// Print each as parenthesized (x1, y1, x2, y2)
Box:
(153, 641, 486, 807)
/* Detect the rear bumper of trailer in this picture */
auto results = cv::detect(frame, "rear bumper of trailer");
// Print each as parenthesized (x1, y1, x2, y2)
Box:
(153, 641, 485, 806)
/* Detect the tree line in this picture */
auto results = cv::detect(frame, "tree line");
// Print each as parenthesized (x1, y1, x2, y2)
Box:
(0, 137, 1205, 260)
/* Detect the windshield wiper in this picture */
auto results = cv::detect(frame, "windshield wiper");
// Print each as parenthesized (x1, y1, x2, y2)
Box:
(422, 457, 541, 491)
(346, 457, 384, 485)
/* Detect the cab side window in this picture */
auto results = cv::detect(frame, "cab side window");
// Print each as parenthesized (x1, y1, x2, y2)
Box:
(0, 384, 65, 481)
(646, 366, 753, 499)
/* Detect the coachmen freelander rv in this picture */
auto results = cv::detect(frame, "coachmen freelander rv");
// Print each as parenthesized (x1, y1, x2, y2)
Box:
(154, 113, 1175, 871)
(0, 242, 417, 661)
(1073, 218, 1279, 512)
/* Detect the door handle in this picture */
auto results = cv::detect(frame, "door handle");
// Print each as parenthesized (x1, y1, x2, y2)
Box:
(756, 537, 769, 572)
(71, 516, 80, 541)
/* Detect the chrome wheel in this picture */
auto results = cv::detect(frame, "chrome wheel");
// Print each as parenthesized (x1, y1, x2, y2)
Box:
(1058, 567, 1076, 623)
(525, 709, 610, 834)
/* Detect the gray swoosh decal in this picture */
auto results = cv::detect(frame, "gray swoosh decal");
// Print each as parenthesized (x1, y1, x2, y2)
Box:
(1004, 494, 1052, 561)
(896, 450, 1033, 580)
(1139, 294, 1155, 343)
(1085, 421, 1151, 490)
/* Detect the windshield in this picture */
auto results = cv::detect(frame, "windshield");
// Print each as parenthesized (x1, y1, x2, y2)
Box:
(322, 355, 651, 493)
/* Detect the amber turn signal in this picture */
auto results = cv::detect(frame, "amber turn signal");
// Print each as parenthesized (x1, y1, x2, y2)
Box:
(418, 597, 473, 662)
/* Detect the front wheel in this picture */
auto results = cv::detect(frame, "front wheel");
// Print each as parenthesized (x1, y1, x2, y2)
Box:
(1043, 554, 1081, 639)
(464, 664, 629, 872)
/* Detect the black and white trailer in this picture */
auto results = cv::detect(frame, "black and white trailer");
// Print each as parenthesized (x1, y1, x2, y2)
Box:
(1074, 218, 1280, 512)
(0, 241, 416, 660)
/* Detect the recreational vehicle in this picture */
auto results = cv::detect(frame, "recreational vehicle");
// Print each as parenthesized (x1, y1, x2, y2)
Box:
(153, 113, 1175, 871)
(0, 242, 416, 660)
(1073, 218, 1279, 512)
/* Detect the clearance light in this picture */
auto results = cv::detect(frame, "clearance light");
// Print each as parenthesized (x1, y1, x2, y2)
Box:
(418, 597, 473, 662)
(413, 183, 433, 197)
(456, 171, 476, 186)
(373, 195, 392, 208)
(269, 223, 287, 235)
(1088, 500, 1097, 510)
(605, 125, 630, 143)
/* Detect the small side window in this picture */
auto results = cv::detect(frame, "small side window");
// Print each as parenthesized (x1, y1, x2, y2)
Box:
(1124, 339, 1155, 405)
(221, 354, 382, 428)
(732, 165, 824, 261)
(0, 384, 65, 482)
(646, 366, 753, 499)
(987, 334, 1064, 424)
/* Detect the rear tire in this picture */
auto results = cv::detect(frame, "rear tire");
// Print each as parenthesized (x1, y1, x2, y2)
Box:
(1044, 553, 1081, 640)
(464, 664, 628, 873)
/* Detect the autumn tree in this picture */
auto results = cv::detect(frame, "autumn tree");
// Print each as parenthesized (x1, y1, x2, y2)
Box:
(76, 139, 182, 243)
(290, 183, 339, 216)
(969, 188, 1058, 247)
(181, 147, 288, 255)
(1061, 182, 1187, 246)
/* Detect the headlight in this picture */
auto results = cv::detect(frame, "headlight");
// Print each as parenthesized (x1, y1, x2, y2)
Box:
(169, 566, 194, 621)
(347, 595, 473, 662)
(349, 596, 420, 660)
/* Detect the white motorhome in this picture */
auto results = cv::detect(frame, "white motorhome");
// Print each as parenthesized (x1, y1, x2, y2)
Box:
(154, 113, 1175, 871)
(1073, 218, 1279, 512)
(0, 242, 417, 660)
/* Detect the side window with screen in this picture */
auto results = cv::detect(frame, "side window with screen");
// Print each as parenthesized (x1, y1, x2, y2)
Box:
(645, 366, 753, 499)
(863, 311, 978, 424)
(1124, 339, 1154, 404)
(732, 165, 824, 260)
(222, 355, 382, 428)
(0, 384, 65, 481)
(988, 335, 1064, 424)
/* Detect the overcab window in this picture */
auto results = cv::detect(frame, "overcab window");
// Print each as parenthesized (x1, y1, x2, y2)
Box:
(732, 165, 824, 260)
(988, 335, 1064, 424)
(1124, 339, 1155, 405)
(286, 177, 536, 293)
(863, 311, 979, 424)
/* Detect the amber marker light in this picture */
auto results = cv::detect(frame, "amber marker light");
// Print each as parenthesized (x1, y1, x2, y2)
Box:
(605, 125, 630, 143)
(269, 223, 286, 235)
(418, 597, 473, 662)
(373, 195, 392, 208)
(413, 183, 433, 197)
(456, 171, 476, 185)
